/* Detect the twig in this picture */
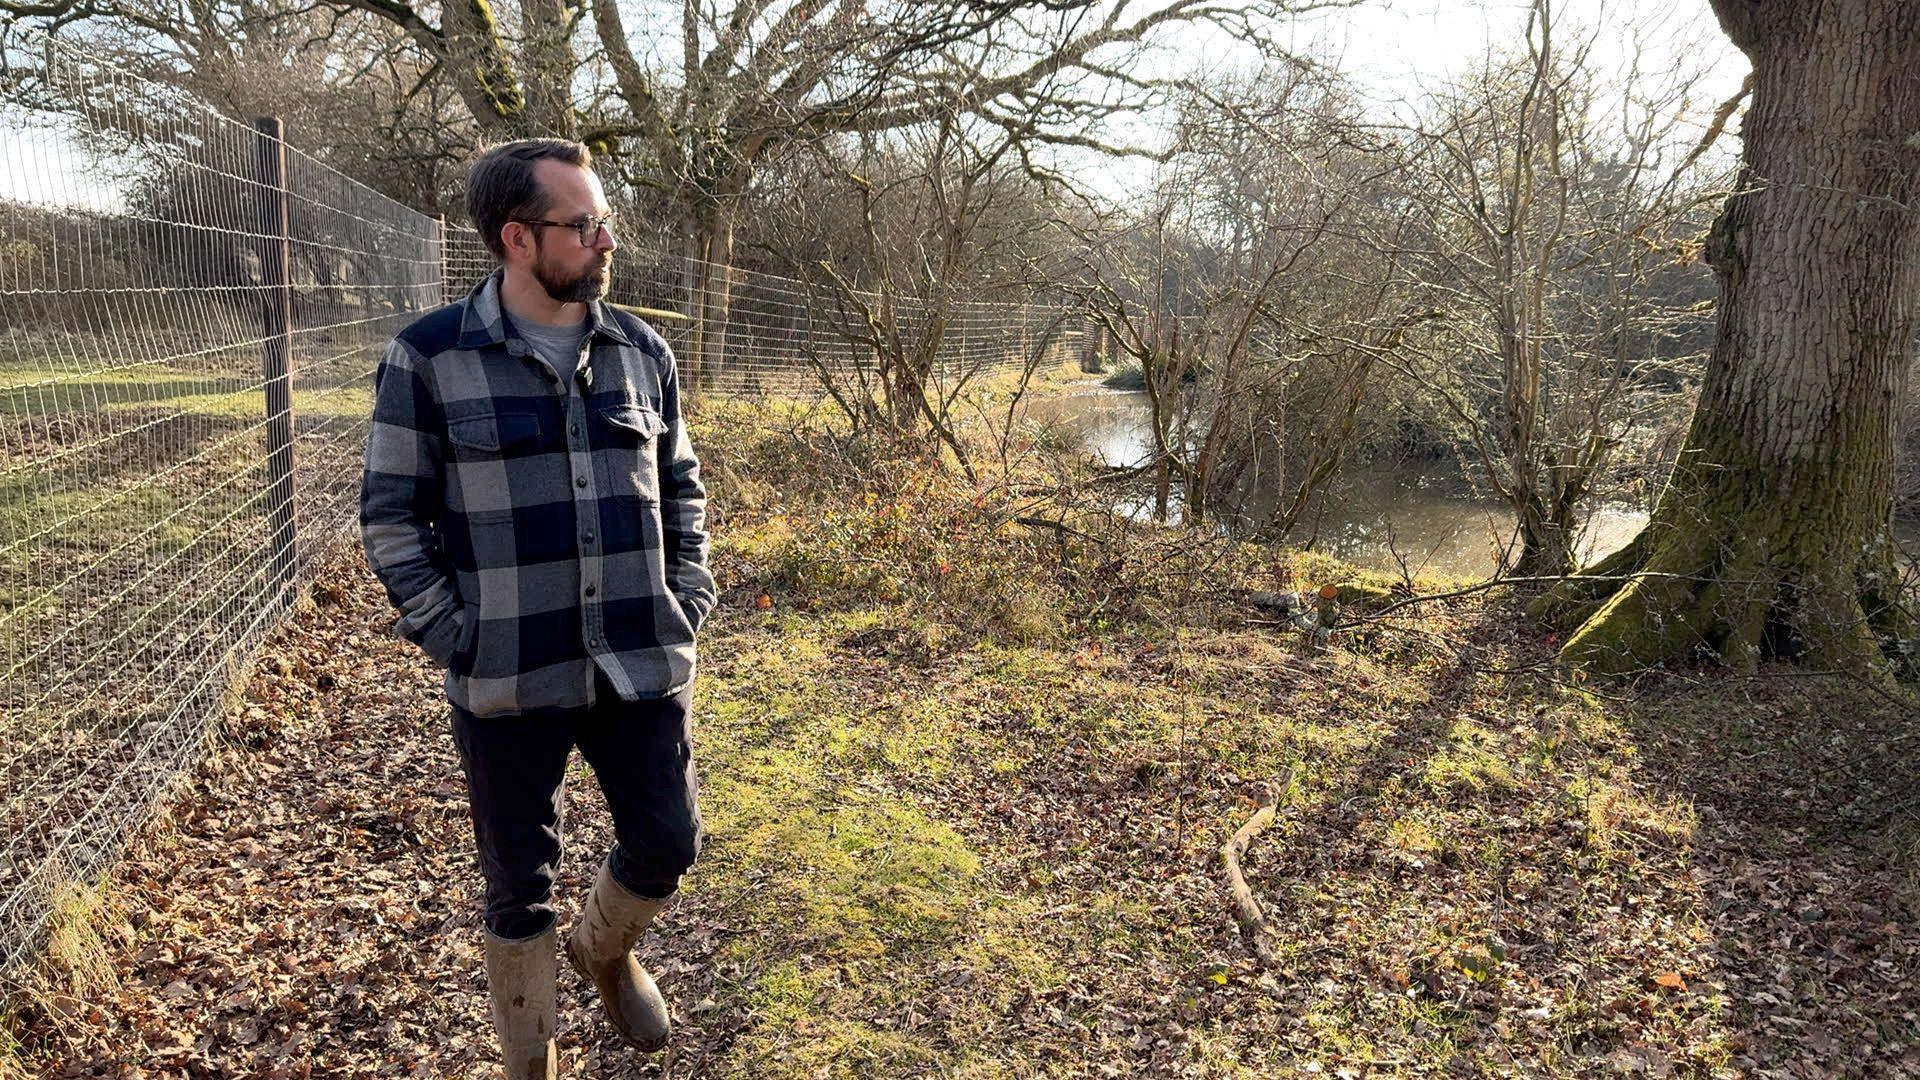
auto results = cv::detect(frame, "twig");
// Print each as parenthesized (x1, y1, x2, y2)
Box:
(1356, 569, 1770, 622)
(1012, 515, 1099, 543)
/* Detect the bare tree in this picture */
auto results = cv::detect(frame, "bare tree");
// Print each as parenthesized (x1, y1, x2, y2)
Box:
(1074, 65, 1407, 534)
(581, 1, 1356, 390)
(0, 3, 476, 214)
(750, 109, 1075, 477)
(1385, 0, 1721, 577)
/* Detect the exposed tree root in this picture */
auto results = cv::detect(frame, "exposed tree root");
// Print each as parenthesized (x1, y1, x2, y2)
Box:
(1529, 507, 1916, 681)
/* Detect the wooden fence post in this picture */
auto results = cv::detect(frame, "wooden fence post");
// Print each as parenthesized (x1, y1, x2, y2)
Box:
(252, 117, 296, 613)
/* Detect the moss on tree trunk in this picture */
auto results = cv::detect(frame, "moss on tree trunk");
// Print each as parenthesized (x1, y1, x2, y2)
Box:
(1533, 0, 1920, 680)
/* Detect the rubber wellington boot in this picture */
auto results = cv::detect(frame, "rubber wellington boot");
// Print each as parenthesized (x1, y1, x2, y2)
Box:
(566, 859, 673, 1051)
(482, 923, 560, 1079)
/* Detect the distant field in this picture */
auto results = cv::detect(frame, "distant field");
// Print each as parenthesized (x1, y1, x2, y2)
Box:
(0, 324, 385, 917)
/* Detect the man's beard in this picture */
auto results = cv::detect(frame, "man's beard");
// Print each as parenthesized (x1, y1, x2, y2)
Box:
(533, 254, 610, 303)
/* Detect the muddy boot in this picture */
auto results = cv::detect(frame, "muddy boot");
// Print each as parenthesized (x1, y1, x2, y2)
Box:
(566, 859, 672, 1051)
(482, 923, 559, 1079)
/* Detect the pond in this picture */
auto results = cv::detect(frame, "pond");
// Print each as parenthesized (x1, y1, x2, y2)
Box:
(1026, 385, 1919, 581)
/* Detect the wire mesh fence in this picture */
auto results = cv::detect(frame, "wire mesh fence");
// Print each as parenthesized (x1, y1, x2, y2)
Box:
(0, 30, 443, 978)
(442, 225, 1090, 398)
(0, 31, 1087, 978)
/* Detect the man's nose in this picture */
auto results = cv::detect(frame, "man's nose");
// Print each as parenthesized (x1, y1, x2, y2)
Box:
(594, 226, 617, 254)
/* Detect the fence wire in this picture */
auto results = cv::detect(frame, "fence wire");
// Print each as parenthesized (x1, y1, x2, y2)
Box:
(0, 29, 442, 978)
(443, 226, 1087, 398)
(0, 32, 1087, 979)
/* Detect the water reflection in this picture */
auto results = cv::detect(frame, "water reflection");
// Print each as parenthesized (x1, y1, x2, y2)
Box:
(1029, 385, 1158, 469)
(1026, 387, 1651, 580)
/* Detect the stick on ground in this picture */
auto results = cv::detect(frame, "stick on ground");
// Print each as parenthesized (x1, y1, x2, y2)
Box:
(1221, 771, 1291, 965)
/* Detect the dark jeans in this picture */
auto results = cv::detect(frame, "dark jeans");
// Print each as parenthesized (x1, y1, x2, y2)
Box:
(450, 665, 702, 940)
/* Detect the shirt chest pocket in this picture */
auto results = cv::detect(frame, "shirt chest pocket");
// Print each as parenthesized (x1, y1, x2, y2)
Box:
(595, 401, 668, 504)
(446, 409, 544, 523)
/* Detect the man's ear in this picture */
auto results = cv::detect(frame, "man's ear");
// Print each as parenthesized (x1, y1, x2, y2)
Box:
(501, 221, 531, 262)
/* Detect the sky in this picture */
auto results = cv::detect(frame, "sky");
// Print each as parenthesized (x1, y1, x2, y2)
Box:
(1287, 0, 1745, 104)
(0, 1, 1753, 214)
(1058, 0, 1753, 207)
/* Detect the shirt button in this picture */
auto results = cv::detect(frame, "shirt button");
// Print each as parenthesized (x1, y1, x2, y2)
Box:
(575, 476, 587, 488)
(584, 585, 596, 597)
(589, 636, 602, 648)
(571, 424, 581, 437)
(582, 532, 595, 544)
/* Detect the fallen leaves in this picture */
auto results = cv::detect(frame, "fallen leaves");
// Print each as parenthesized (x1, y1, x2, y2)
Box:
(6, 523, 1917, 1079)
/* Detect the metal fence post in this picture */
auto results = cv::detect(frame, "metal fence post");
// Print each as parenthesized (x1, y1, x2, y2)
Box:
(253, 117, 296, 613)
(436, 213, 449, 305)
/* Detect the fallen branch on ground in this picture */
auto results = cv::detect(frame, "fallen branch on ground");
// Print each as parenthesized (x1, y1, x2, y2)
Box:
(1221, 770, 1292, 966)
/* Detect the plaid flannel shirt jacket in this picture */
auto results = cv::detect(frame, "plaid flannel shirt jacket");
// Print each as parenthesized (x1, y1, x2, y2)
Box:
(358, 267, 717, 718)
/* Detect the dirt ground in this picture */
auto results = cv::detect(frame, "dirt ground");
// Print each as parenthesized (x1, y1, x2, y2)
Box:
(9, 519, 1920, 1078)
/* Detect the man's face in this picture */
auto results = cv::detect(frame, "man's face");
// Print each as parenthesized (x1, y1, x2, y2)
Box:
(508, 159, 618, 303)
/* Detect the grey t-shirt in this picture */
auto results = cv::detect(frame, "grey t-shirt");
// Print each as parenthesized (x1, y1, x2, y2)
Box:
(502, 312, 593, 699)
(514, 314, 591, 379)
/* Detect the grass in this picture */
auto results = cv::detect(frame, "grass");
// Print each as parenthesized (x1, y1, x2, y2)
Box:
(634, 399, 1920, 1075)
(682, 613, 1013, 1074)
(668, 426, 1479, 1071)
(0, 332, 373, 659)
(5, 348, 1918, 1076)
(0, 872, 131, 1080)
(674, 599, 1619, 1074)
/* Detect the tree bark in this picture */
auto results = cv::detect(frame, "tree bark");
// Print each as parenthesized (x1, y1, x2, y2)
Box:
(437, 0, 531, 133)
(516, 0, 578, 137)
(1514, 473, 1581, 578)
(1534, 0, 1920, 677)
(681, 192, 739, 394)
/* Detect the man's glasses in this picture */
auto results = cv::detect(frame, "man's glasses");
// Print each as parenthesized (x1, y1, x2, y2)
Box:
(510, 211, 618, 246)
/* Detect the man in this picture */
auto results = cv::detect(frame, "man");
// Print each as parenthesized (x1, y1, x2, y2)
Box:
(358, 138, 717, 1077)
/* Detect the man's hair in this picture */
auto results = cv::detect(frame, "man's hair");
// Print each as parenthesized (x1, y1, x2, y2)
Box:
(466, 138, 594, 260)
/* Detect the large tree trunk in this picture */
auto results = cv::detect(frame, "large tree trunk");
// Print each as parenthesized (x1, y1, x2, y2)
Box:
(681, 193, 739, 394)
(1533, 0, 1920, 677)
(516, 0, 577, 137)
(439, 0, 530, 134)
